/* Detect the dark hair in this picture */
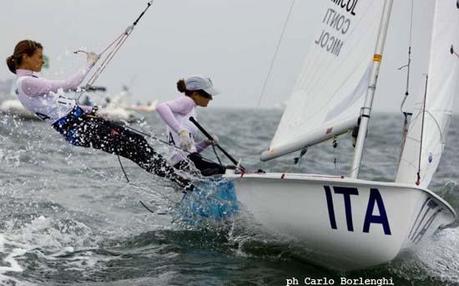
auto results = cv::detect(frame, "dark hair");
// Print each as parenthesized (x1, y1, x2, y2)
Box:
(6, 40, 43, 74)
(177, 79, 193, 97)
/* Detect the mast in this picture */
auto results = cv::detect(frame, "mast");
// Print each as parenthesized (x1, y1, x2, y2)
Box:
(350, 0, 394, 178)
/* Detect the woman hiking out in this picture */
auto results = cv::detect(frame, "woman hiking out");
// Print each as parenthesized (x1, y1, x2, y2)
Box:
(6, 39, 193, 191)
(156, 76, 226, 177)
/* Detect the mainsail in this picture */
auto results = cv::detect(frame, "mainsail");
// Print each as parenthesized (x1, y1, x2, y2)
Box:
(261, 0, 385, 161)
(396, 0, 459, 187)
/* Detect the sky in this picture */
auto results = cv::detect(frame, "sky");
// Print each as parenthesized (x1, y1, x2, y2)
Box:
(0, 0, 456, 112)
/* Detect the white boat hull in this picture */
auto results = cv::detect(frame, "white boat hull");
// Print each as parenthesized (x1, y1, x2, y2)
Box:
(224, 172, 456, 271)
(97, 107, 139, 123)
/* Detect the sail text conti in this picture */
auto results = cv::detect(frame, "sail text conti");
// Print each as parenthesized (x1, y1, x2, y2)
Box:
(314, 0, 359, 56)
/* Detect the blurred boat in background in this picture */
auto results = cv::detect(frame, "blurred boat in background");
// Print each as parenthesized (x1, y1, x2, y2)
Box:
(0, 81, 155, 123)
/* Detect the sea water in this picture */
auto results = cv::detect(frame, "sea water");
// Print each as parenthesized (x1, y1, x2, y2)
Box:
(0, 109, 458, 285)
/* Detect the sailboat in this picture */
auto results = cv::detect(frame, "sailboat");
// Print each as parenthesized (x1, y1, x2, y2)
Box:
(224, 0, 458, 271)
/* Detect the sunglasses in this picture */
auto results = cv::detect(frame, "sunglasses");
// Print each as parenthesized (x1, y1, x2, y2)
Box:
(198, 90, 213, 99)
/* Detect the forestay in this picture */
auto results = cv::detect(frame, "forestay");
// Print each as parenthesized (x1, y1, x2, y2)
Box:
(261, 0, 385, 161)
(396, 0, 459, 188)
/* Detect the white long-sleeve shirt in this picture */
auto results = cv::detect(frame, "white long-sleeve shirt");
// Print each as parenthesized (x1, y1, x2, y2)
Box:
(156, 96, 211, 164)
(15, 65, 92, 123)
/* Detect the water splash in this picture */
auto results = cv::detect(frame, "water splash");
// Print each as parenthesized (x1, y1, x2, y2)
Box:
(0, 233, 35, 285)
(388, 227, 459, 285)
(18, 215, 96, 252)
(174, 179, 239, 227)
(415, 228, 459, 284)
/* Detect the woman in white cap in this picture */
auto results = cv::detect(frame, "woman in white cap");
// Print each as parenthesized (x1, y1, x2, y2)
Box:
(156, 76, 226, 176)
(6, 39, 193, 191)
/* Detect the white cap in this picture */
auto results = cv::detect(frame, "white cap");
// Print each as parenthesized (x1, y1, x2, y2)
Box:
(185, 76, 219, 96)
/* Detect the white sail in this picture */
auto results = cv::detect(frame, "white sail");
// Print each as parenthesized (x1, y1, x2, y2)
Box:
(261, 0, 385, 161)
(396, 0, 459, 187)
(222, 0, 457, 272)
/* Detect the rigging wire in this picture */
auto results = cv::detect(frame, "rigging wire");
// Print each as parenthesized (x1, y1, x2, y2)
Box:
(75, 0, 155, 102)
(416, 74, 429, 186)
(115, 149, 193, 214)
(398, 0, 414, 114)
(256, 0, 297, 107)
(88, 0, 154, 86)
(116, 154, 165, 214)
(396, 0, 415, 167)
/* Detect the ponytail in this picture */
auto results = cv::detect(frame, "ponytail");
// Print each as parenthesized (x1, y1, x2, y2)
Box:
(177, 79, 187, 93)
(176, 79, 194, 96)
(6, 55, 17, 74)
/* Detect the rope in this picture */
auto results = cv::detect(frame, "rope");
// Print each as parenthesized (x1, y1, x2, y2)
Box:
(293, 147, 307, 165)
(256, 0, 296, 107)
(332, 137, 339, 175)
(117, 155, 130, 183)
(82, 153, 179, 214)
(211, 144, 223, 166)
(139, 200, 156, 213)
(115, 150, 192, 214)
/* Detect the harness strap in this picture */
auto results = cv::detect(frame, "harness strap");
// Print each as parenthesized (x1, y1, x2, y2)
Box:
(52, 106, 86, 131)
(35, 112, 50, 120)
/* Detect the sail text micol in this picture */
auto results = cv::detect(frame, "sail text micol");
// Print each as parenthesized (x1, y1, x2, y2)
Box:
(314, 30, 344, 56)
(330, 0, 359, 16)
(314, 8, 352, 57)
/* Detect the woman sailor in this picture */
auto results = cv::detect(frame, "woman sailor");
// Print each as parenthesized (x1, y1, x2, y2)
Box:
(6, 39, 192, 191)
(156, 76, 226, 176)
